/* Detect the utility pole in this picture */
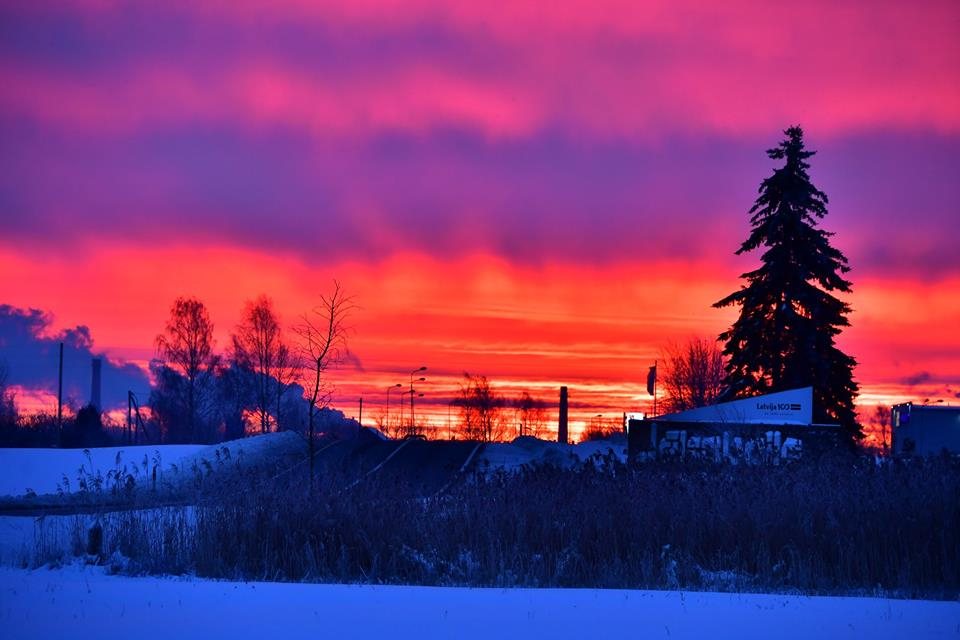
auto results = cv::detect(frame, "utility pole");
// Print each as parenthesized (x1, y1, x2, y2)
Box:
(57, 342, 63, 445)
(386, 383, 401, 435)
(409, 366, 426, 431)
(358, 397, 363, 428)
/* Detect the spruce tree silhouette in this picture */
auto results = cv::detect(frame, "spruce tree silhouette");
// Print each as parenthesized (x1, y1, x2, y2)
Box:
(715, 126, 862, 443)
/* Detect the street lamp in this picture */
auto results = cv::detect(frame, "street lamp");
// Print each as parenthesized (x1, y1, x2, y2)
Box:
(386, 383, 402, 432)
(591, 414, 602, 433)
(410, 366, 427, 429)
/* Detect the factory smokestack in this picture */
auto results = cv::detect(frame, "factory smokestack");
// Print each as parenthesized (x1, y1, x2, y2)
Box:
(90, 358, 102, 411)
(558, 386, 568, 444)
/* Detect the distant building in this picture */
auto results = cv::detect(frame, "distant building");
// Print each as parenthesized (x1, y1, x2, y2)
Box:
(891, 403, 960, 455)
(658, 386, 814, 426)
(627, 387, 839, 462)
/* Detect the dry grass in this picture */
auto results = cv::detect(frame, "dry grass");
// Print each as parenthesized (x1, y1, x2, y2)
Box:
(61, 452, 960, 598)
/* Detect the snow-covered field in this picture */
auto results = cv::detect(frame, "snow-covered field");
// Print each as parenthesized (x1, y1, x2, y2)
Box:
(1, 439, 957, 638)
(0, 434, 626, 499)
(0, 433, 307, 498)
(0, 564, 956, 640)
(0, 444, 206, 497)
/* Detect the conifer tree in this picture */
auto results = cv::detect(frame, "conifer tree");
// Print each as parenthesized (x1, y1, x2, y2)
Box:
(714, 126, 861, 442)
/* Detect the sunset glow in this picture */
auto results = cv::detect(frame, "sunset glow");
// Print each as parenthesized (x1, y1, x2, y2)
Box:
(1, 1, 958, 439)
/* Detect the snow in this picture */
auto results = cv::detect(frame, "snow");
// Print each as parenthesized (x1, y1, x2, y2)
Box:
(0, 437, 956, 638)
(0, 433, 627, 498)
(0, 517, 35, 565)
(0, 445, 205, 497)
(0, 432, 307, 498)
(0, 510, 195, 567)
(0, 564, 956, 639)
(476, 436, 626, 472)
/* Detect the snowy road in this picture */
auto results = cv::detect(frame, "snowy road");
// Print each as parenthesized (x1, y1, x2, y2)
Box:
(1, 566, 957, 639)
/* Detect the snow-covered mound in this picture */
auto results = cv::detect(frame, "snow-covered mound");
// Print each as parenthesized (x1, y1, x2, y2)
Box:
(475, 435, 626, 472)
(0, 444, 205, 497)
(0, 432, 308, 499)
(0, 564, 955, 639)
(160, 431, 306, 488)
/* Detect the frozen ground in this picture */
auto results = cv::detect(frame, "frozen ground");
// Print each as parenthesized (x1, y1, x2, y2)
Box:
(0, 432, 306, 499)
(0, 444, 205, 497)
(0, 564, 956, 639)
(477, 435, 626, 472)
(0, 440, 956, 638)
(0, 433, 621, 500)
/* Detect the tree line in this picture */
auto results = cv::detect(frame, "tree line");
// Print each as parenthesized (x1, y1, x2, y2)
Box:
(150, 282, 354, 444)
(374, 373, 550, 442)
(0, 282, 356, 447)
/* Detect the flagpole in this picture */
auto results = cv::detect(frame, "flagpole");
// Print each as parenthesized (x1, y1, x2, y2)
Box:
(653, 359, 657, 418)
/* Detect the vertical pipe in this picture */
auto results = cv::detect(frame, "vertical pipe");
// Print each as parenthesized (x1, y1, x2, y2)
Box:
(558, 386, 568, 444)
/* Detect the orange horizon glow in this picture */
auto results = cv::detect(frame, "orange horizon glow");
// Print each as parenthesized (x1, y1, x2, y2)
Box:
(2, 245, 958, 440)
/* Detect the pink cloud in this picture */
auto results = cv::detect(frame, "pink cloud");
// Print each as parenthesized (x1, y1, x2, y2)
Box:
(3, 1, 958, 139)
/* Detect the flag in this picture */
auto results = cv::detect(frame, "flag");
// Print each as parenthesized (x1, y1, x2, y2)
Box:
(646, 364, 657, 396)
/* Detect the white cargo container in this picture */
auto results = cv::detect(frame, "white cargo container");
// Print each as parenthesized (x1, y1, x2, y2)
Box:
(891, 403, 960, 455)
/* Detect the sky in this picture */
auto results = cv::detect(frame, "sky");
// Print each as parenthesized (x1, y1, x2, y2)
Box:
(1, 1, 959, 439)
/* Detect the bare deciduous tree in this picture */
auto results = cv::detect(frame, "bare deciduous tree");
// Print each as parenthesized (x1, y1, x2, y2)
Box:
(660, 338, 726, 414)
(272, 340, 298, 432)
(232, 295, 284, 434)
(579, 415, 621, 442)
(294, 281, 355, 479)
(456, 373, 507, 442)
(156, 297, 214, 441)
(0, 359, 17, 426)
(514, 390, 547, 438)
(870, 404, 892, 453)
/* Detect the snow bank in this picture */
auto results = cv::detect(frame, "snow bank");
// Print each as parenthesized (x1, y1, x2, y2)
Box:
(161, 432, 306, 484)
(0, 432, 308, 499)
(476, 436, 626, 473)
(0, 445, 205, 497)
(0, 565, 956, 639)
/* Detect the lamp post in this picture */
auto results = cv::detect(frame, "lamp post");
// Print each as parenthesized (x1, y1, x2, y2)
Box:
(447, 400, 454, 440)
(410, 393, 423, 433)
(410, 366, 427, 429)
(386, 383, 402, 433)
